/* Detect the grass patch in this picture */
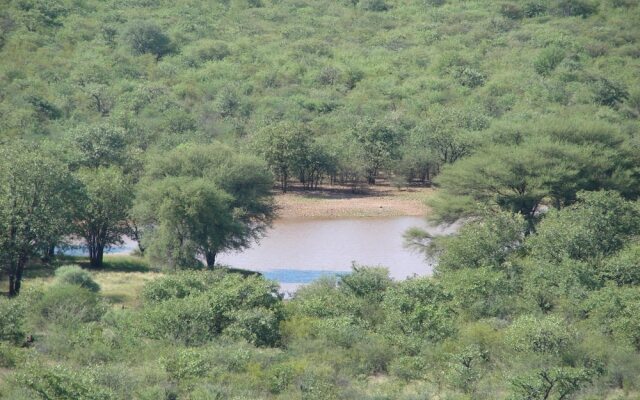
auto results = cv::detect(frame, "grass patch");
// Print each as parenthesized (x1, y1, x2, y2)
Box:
(92, 271, 162, 308)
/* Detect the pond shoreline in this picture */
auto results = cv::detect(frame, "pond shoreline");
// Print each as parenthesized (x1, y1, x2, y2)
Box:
(274, 184, 433, 219)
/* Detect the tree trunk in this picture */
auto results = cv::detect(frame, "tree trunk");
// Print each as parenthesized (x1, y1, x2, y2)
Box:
(90, 244, 104, 268)
(205, 251, 217, 268)
(281, 171, 288, 193)
(130, 222, 145, 255)
(8, 274, 16, 297)
(14, 267, 22, 295)
(8, 259, 25, 297)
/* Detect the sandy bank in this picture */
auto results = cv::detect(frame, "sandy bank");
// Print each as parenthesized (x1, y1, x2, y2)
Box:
(274, 185, 433, 219)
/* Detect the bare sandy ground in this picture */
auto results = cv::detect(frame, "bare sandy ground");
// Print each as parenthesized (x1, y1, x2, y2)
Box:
(274, 184, 433, 219)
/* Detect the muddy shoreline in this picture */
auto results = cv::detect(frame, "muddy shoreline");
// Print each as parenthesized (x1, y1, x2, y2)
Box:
(274, 185, 433, 219)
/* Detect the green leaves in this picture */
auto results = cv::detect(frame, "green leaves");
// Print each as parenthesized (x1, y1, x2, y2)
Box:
(141, 272, 282, 346)
(125, 21, 172, 60)
(134, 143, 274, 268)
(0, 142, 81, 294)
(74, 167, 134, 267)
(382, 277, 456, 342)
(528, 191, 640, 263)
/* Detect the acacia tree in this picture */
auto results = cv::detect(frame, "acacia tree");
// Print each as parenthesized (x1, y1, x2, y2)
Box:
(136, 178, 240, 268)
(73, 167, 133, 268)
(126, 22, 172, 60)
(134, 143, 275, 268)
(0, 143, 79, 296)
(430, 136, 623, 228)
(255, 122, 310, 192)
(353, 119, 403, 184)
(69, 123, 129, 170)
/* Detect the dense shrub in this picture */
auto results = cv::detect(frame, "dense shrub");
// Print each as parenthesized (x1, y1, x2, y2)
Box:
(141, 270, 224, 303)
(528, 191, 640, 263)
(382, 278, 456, 342)
(125, 22, 172, 59)
(554, 0, 599, 17)
(453, 67, 486, 88)
(0, 297, 25, 343)
(18, 363, 113, 400)
(224, 307, 282, 347)
(289, 277, 359, 319)
(359, 0, 389, 11)
(440, 266, 515, 319)
(524, 1, 548, 17)
(534, 46, 566, 76)
(584, 286, 640, 350)
(185, 40, 231, 67)
(506, 315, 573, 354)
(435, 211, 526, 272)
(35, 284, 105, 325)
(0, 342, 18, 368)
(54, 265, 100, 292)
(500, 3, 524, 19)
(141, 273, 282, 346)
(592, 77, 629, 107)
(601, 245, 640, 286)
(161, 348, 211, 381)
(339, 265, 392, 301)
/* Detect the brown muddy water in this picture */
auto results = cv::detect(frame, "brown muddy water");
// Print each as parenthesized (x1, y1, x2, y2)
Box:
(217, 216, 456, 293)
(65, 216, 456, 293)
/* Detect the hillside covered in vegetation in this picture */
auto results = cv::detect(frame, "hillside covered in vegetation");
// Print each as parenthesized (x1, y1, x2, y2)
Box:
(2, 0, 640, 398)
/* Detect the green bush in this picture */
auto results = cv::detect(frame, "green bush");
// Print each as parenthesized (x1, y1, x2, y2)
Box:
(350, 333, 394, 374)
(141, 270, 223, 303)
(18, 363, 113, 400)
(339, 265, 392, 302)
(54, 265, 100, 292)
(185, 40, 231, 67)
(35, 284, 105, 325)
(0, 342, 18, 368)
(142, 274, 282, 346)
(389, 355, 426, 380)
(382, 277, 456, 342)
(161, 348, 211, 381)
(265, 363, 295, 394)
(506, 315, 573, 354)
(224, 307, 282, 347)
(289, 277, 359, 319)
(500, 3, 524, 19)
(0, 297, 25, 343)
(359, 0, 390, 11)
(554, 0, 599, 17)
(312, 316, 366, 348)
(524, 1, 548, 17)
(584, 286, 640, 350)
(601, 245, 640, 286)
(440, 266, 515, 319)
(534, 46, 566, 76)
(453, 67, 486, 88)
(125, 21, 172, 59)
(592, 77, 629, 107)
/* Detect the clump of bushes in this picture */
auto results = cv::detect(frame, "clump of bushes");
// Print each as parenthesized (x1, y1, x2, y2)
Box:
(141, 272, 283, 346)
(125, 21, 172, 59)
(554, 0, 599, 17)
(35, 284, 106, 325)
(534, 46, 566, 76)
(54, 265, 100, 292)
(359, 0, 390, 11)
(0, 297, 25, 343)
(184, 40, 231, 67)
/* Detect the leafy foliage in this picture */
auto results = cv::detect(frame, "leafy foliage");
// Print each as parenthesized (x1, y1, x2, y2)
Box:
(54, 265, 101, 292)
